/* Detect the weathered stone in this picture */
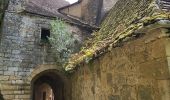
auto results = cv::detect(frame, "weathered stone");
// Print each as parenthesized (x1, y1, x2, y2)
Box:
(107, 73, 113, 86)
(0, 0, 170, 100)
(70, 29, 170, 100)
(138, 86, 153, 100)
(108, 95, 120, 100)
(0, 76, 9, 81)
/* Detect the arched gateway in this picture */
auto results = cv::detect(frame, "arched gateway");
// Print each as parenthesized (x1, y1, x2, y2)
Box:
(28, 65, 70, 100)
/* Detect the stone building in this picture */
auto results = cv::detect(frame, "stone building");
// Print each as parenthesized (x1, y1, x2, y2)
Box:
(0, 0, 170, 100)
(0, 0, 98, 99)
(59, 0, 118, 25)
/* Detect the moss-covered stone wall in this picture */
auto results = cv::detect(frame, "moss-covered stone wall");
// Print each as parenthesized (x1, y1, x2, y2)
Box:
(70, 28, 170, 100)
(65, 0, 169, 70)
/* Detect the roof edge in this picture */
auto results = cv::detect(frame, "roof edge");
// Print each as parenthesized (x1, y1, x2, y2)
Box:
(21, 10, 100, 30)
(65, 13, 170, 73)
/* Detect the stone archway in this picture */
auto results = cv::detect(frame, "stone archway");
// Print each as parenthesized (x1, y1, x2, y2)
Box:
(28, 65, 70, 100)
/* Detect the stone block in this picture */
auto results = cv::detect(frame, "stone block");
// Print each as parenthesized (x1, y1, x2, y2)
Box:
(1, 84, 18, 90)
(157, 80, 170, 100)
(138, 58, 169, 79)
(137, 85, 153, 100)
(8, 67, 18, 72)
(121, 85, 137, 100)
(1, 91, 14, 95)
(4, 71, 15, 75)
(12, 50, 20, 54)
(0, 53, 4, 57)
(108, 95, 120, 100)
(17, 94, 30, 99)
(0, 71, 3, 75)
(149, 39, 166, 59)
(4, 94, 15, 99)
(107, 73, 113, 86)
(0, 76, 9, 81)
(165, 39, 170, 57)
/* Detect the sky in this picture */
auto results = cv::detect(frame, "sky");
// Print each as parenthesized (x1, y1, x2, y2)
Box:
(65, 0, 78, 4)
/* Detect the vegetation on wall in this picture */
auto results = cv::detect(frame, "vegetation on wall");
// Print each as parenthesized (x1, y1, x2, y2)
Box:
(64, 0, 170, 72)
(49, 19, 77, 67)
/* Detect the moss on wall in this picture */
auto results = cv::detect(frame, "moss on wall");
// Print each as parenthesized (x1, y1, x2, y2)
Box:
(70, 28, 170, 100)
(65, 0, 170, 72)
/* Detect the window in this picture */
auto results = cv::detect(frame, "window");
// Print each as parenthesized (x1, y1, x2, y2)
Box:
(41, 28, 50, 43)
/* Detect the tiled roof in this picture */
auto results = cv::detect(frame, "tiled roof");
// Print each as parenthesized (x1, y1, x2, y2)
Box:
(24, 0, 99, 30)
(25, 0, 69, 17)
(64, 0, 170, 72)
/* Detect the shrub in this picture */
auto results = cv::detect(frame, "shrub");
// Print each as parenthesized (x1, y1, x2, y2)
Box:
(49, 19, 77, 66)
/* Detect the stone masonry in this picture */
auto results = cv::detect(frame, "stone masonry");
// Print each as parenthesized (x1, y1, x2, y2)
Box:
(70, 28, 170, 100)
(0, 0, 87, 99)
(0, 0, 170, 100)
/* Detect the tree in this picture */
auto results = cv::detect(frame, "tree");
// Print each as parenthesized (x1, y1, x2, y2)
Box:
(49, 19, 77, 67)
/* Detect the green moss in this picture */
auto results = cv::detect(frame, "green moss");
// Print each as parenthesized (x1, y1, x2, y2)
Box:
(64, 0, 170, 72)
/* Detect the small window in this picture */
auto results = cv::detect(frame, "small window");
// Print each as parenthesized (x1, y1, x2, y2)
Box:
(41, 28, 50, 43)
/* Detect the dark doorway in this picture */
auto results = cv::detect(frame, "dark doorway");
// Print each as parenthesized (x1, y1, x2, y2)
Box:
(32, 71, 69, 100)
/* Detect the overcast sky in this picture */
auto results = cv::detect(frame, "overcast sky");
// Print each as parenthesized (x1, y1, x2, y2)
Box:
(65, 0, 78, 4)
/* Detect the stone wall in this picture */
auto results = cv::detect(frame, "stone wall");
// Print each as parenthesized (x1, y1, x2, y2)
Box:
(0, 11, 55, 99)
(81, 0, 102, 25)
(0, 0, 86, 99)
(1, 0, 170, 100)
(61, 3, 82, 18)
(60, 0, 103, 25)
(60, 0, 120, 25)
(70, 28, 170, 100)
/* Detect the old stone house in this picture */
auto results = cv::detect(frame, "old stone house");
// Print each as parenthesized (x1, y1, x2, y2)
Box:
(0, 0, 170, 100)
(0, 0, 100, 99)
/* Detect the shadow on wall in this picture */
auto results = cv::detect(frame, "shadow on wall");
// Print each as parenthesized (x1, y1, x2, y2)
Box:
(0, 90, 4, 100)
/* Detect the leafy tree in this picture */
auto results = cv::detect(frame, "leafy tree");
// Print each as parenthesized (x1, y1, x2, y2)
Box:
(49, 19, 77, 67)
